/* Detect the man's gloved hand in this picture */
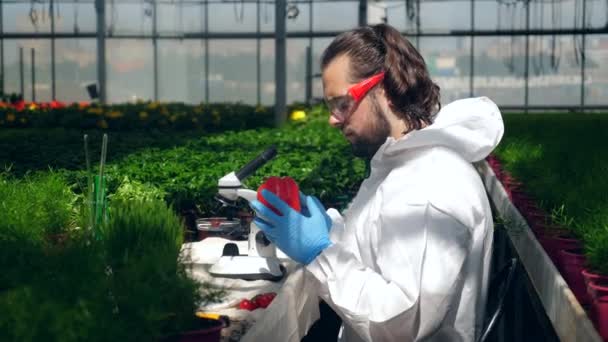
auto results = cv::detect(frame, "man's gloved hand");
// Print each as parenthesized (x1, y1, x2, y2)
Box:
(249, 189, 332, 264)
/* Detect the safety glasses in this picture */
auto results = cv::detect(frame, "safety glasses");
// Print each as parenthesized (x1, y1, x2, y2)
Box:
(325, 72, 385, 122)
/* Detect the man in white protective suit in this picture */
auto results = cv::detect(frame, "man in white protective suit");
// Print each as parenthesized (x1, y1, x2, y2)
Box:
(249, 23, 504, 342)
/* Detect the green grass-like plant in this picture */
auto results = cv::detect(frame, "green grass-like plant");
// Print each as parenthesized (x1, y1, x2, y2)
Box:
(494, 113, 608, 273)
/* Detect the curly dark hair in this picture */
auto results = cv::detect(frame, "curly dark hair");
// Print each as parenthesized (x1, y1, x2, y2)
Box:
(321, 24, 441, 130)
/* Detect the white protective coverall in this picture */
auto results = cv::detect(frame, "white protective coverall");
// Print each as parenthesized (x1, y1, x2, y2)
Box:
(305, 97, 505, 342)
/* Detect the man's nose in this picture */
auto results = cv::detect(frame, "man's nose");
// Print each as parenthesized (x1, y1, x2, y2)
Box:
(328, 114, 342, 128)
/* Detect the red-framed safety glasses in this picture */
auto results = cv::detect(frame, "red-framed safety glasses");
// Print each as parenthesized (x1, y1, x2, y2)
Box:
(325, 72, 385, 122)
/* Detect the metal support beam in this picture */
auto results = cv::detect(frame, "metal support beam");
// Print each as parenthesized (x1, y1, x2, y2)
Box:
(0, 1, 5, 96)
(95, 0, 107, 104)
(524, 0, 530, 114)
(275, 0, 287, 127)
(204, 0, 209, 103)
(1, 27, 608, 40)
(31, 48, 35, 102)
(580, 0, 587, 111)
(19, 47, 24, 98)
(358, 0, 367, 27)
(415, 0, 420, 48)
(469, 0, 474, 97)
(153, 0, 159, 101)
(305, 46, 312, 105)
(256, 0, 261, 105)
(51, 0, 56, 100)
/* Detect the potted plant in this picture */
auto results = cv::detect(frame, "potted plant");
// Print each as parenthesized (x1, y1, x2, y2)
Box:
(582, 227, 608, 334)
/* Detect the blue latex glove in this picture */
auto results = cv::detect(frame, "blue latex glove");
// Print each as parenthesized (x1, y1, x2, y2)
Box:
(249, 189, 332, 264)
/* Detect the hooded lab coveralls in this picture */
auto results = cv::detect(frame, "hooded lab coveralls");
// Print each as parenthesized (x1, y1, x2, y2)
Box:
(306, 97, 505, 342)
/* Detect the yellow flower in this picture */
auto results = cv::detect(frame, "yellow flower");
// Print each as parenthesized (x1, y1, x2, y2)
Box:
(290, 110, 307, 121)
(106, 110, 123, 119)
(255, 105, 267, 113)
(139, 111, 149, 120)
(97, 119, 108, 129)
(147, 101, 160, 110)
(88, 107, 104, 115)
(6, 113, 16, 122)
(28, 103, 38, 111)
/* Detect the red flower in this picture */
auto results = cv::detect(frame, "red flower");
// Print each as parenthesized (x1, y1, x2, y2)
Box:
(14, 100, 26, 112)
(50, 100, 65, 109)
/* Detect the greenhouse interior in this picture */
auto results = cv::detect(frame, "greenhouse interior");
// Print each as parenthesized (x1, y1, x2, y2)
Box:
(0, 0, 607, 341)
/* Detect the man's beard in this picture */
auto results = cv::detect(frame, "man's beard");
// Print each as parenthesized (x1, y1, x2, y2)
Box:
(347, 97, 391, 160)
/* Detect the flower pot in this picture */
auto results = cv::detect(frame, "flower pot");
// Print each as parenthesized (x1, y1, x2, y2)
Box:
(583, 269, 608, 297)
(558, 249, 590, 306)
(582, 269, 608, 324)
(162, 317, 225, 342)
(537, 232, 581, 268)
(588, 280, 608, 341)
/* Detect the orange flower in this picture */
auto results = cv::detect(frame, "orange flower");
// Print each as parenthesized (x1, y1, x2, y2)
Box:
(6, 113, 16, 122)
(88, 107, 104, 115)
(106, 110, 123, 119)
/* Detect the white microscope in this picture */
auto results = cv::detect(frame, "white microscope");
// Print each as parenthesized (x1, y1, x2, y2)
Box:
(209, 146, 286, 281)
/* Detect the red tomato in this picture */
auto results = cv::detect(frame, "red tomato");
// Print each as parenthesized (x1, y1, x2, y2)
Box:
(257, 177, 301, 215)
(253, 292, 277, 309)
(238, 299, 258, 311)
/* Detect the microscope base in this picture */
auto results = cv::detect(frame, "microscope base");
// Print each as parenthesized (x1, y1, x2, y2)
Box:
(209, 256, 286, 281)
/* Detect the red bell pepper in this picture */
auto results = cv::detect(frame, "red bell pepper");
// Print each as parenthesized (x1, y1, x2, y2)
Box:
(257, 176, 301, 215)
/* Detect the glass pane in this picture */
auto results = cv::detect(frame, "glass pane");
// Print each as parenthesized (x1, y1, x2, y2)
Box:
(208, 3, 257, 32)
(419, 37, 472, 105)
(55, 39, 97, 103)
(313, 2, 358, 31)
(287, 3, 311, 32)
(383, 3, 417, 32)
(4, 39, 25, 98)
(587, 0, 607, 29)
(158, 40, 205, 104)
(584, 35, 608, 106)
(260, 1, 276, 33)
(312, 37, 333, 101)
(3, 2, 52, 33)
(105, 2, 152, 35)
(106, 39, 154, 103)
(475, 1, 528, 31)
(528, 35, 581, 106)
(420, 1, 471, 32)
(158, 2, 206, 34)
(473, 36, 526, 106)
(208, 40, 257, 104)
(286, 39, 309, 104)
(2, 39, 52, 102)
(54, 2, 97, 33)
(261, 39, 275, 105)
(528, 0, 586, 30)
